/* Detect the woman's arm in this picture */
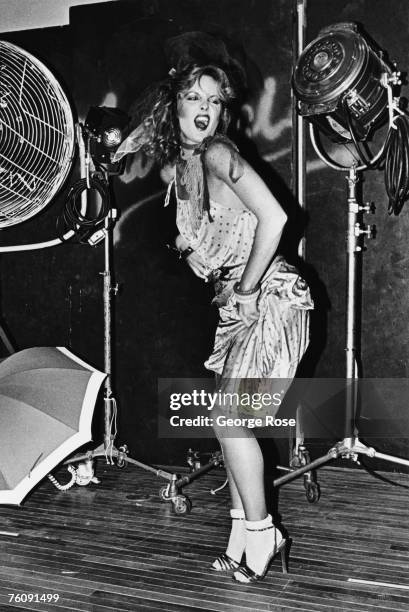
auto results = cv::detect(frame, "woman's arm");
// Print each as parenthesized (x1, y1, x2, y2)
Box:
(175, 234, 210, 280)
(206, 141, 287, 290)
(205, 141, 288, 324)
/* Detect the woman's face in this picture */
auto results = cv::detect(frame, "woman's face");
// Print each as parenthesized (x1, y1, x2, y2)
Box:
(177, 75, 223, 146)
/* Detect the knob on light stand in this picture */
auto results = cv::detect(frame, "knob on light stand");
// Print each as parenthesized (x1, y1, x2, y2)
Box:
(276, 22, 409, 493)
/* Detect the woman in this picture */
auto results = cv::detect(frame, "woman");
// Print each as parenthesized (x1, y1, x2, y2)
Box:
(115, 63, 313, 583)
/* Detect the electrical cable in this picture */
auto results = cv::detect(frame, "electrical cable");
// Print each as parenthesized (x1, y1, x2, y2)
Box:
(61, 174, 111, 241)
(47, 466, 77, 491)
(383, 113, 409, 215)
(0, 230, 75, 253)
(359, 458, 409, 489)
(332, 99, 409, 215)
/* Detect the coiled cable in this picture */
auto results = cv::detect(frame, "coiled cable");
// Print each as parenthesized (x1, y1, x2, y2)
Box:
(383, 113, 409, 215)
(47, 466, 77, 491)
(343, 98, 409, 214)
(60, 174, 110, 241)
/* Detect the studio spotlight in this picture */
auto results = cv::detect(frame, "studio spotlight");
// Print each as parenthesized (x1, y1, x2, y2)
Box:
(292, 21, 408, 212)
(292, 22, 394, 143)
(85, 106, 129, 169)
(278, 18, 409, 514)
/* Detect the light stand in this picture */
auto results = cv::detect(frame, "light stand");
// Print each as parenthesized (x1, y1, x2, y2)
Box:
(102, 205, 119, 456)
(63, 120, 223, 514)
(273, 126, 409, 491)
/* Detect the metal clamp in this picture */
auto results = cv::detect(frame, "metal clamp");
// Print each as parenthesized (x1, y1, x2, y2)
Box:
(355, 223, 376, 239)
(359, 202, 376, 214)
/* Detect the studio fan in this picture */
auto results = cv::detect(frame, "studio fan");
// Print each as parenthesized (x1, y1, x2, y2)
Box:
(0, 41, 75, 228)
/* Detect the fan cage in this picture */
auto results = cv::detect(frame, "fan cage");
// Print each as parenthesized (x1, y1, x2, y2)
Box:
(0, 41, 75, 228)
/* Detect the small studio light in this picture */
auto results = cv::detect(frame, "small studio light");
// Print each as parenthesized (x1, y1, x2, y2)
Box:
(85, 106, 129, 167)
(102, 126, 123, 148)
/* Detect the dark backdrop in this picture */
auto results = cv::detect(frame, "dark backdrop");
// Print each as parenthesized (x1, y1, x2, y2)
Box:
(1, 0, 409, 469)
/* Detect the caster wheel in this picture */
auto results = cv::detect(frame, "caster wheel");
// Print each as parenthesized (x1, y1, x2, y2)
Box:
(117, 446, 128, 468)
(305, 482, 320, 503)
(172, 495, 192, 515)
(159, 485, 171, 501)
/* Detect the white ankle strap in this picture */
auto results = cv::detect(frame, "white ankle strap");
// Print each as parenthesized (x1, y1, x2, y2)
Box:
(245, 513, 273, 530)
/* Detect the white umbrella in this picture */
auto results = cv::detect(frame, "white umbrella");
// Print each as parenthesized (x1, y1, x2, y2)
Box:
(0, 346, 106, 505)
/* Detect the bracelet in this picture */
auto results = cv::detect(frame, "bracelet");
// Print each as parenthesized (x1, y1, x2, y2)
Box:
(180, 246, 194, 260)
(233, 281, 261, 296)
(234, 289, 260, 305)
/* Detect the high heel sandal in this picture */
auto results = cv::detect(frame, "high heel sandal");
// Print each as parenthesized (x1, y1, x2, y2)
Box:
(211, 552, 241, 571)
(233, 525, 290, 584)
(211, 511, 245, 571)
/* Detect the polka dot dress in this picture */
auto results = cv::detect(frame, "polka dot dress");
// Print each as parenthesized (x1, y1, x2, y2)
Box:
(169, 181, 314, 385)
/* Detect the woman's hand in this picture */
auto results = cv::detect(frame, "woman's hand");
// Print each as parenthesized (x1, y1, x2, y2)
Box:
(175, 234, 189, 251)
(174, 235, 210, 281)
(184, 250, 211, 281)
(237, 300, 259, 327)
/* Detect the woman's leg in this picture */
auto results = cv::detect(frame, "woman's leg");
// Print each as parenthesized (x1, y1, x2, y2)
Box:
(214, 420, 284, 580)
(211, 374, 247, 569)
(213, 372, 267, 519)
(217, 428, 267, 521)
(225, 464, 243, 510)
(211, 453, 246, 569)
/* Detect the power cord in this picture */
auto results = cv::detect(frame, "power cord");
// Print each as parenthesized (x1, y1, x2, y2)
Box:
(59, 173, 111, 243)
(383, 113, 409, 215)
(342, 98, 409, 214)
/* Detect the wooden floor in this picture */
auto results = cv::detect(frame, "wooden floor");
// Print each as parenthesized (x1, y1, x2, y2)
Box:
(0, 458, 409, 612)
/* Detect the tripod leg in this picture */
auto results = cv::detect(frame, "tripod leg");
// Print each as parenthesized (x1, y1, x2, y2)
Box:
(0, 321, 15, 355)
(289, 403, 304, 467)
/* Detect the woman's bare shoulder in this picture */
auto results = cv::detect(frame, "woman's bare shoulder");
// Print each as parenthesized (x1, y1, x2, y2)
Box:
(204, 135, 244, 184)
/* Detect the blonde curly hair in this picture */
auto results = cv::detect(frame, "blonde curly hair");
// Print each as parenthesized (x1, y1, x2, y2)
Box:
(130, 63, 236, 166)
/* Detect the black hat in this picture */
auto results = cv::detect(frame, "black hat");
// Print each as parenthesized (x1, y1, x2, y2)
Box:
(164, 31, 247, 97)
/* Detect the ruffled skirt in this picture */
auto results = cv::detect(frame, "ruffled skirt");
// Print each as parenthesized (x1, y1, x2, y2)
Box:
(205, 256, 313, 380)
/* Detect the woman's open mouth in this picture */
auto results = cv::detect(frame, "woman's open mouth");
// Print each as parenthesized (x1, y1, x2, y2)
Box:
(194, 115, 210, 131)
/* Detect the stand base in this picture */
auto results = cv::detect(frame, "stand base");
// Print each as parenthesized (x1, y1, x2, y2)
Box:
(63, 444, 223, 515)
(274, 437, 409, 489)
